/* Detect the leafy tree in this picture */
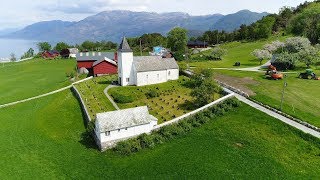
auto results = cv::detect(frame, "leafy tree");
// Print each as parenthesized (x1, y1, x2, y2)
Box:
(54, 42, 70, 52)
(191, 79, 221, 107)
(37, 42, 51, 52)
(10, 53, 17, 62)
(81, 41, 95, 51)
(211, 47, 227, 60)
(21, 48, 35, 59)
(167, 27, 188, 53)
(252, 49, 272, 65)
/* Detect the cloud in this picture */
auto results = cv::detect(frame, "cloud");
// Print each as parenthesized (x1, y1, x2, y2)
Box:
(40, 0, 151, 14)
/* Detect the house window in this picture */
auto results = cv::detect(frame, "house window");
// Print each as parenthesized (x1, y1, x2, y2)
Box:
(126, 78, 130, 82)
(157, 74, 159, 79)
(118, 129, 121, 132)
(105, 131, 110, 136)
(125, 128, 128, 130)
(168, 71, 171, 76)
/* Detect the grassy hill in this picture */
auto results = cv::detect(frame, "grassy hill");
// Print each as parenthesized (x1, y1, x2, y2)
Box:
(0, 58, 76, 104)
(0, 89, 319, 178)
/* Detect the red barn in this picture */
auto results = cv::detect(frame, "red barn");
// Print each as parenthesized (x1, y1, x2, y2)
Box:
(93, 59, 118, 76)
(76, 52, 117, 76)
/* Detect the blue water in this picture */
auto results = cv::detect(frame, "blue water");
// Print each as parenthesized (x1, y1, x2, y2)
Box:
(0, 38, 38, 61)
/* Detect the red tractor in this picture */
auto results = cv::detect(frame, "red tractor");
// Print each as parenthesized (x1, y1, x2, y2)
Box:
(266, 65, 284, 80)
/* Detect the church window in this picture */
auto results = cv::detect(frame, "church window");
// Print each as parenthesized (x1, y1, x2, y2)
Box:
(168, 71, 171, 76)
(126, 78, 129, 82)
(105, 131, 110, 136)
(157, 74, 159, 79)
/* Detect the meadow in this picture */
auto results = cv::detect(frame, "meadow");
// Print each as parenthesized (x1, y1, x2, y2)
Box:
(186, 35, 289, 69)
(213, 70, 320, 127)
(0, 58, 77, 104)
(0, 90, 319, 179)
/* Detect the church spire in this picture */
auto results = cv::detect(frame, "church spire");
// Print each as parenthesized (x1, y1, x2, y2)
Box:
(118, 37, 132, 52)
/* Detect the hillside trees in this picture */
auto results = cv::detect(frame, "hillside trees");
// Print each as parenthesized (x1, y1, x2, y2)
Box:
(37, 42, 51, 52)
(167, 27, 188, 57)
(54, 42, 70, 52)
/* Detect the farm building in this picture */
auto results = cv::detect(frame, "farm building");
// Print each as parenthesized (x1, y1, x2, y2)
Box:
(118, 37, 179, 86)
(95, 106, 158, 150)
(42, 50, 60, 59)
(76, 52, 117, 76)
(68, 48, 79, 58)
(187, 40, 208, 48)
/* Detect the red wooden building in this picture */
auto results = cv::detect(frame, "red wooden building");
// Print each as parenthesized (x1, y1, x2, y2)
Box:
(93, 59, 117, 76)
(76, 52, 118, 76)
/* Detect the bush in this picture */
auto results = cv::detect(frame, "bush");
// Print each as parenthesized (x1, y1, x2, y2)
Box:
(178, 120, 193, 132)
(138, 133, 155, 149)
(111, 92, 134, 103)
(145, 89, 159, 98)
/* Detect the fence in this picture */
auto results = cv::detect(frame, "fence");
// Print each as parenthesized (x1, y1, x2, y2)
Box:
(72, 85, 92, 123)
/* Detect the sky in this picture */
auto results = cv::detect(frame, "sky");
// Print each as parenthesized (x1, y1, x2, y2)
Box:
(0, 0, 312, 30)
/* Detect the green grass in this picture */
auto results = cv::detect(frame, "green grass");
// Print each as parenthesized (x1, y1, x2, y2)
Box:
(0, 91, 319, 179)
(108, 77, 221, 123)
(0, 58, 77, 104)
(186, 35, 289, 69)
(214, 69, 320, 127)
(74, 75, 117, 119)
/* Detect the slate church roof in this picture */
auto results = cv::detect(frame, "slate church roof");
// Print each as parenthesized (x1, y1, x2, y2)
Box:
(96, 106, 157, 132)
(118, 37, 132, 52)
(133, 56, 179, 72)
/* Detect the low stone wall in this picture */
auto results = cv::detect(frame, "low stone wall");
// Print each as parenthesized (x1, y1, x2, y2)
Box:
(216, 80, 250, 98)
(71, 79, 93, 123)
(153, 90, 235, 131)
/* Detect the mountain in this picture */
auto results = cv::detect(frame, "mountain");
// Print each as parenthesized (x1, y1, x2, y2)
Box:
(2, 10, 267, 43)
(0, 28, 21, 36)
(213, 10, 269, 32)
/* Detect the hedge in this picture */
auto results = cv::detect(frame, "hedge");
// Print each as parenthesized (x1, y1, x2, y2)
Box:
(112, 98, 242, 155)
(111, 92, 135, 104)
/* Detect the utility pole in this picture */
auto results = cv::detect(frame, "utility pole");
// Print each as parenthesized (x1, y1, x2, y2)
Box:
(280, 74, 288, 111)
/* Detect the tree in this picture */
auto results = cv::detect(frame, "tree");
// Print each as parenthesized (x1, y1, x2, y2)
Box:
(37, 42, 51, 52)
(54, 42, 70, 52)
(252, 49, 272, 65)
(263, 41, 285, 53)
(10, 53, 17, 62)
(167, 27, 188, 53)
(81, 41, 96, 51)
(191, 79, 221, 107)
(211, 47, 227, 60)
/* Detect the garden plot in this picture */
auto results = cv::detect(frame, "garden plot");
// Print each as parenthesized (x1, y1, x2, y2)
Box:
(109, 76, 221, 124)
(74, 75, 117, 119)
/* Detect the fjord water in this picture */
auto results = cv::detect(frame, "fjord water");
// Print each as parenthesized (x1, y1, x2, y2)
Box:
(0, 38, 38, 61)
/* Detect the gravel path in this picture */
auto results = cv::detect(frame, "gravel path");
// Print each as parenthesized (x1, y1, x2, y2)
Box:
(103, 85, 120, 110)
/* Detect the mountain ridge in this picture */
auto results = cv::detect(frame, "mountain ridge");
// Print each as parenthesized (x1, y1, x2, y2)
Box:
(2, 10, 268, 43)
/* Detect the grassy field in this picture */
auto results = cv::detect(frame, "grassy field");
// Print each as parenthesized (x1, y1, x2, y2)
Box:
(186, 36, 288, 69)
(0, 58, 77, 104)
(108, 77, 221, 123)
(74, 75, 117, 119)
(214, 70, 320, 127)
(0, 90, 319, 179)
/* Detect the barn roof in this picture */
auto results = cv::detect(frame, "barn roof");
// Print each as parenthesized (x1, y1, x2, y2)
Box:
(76, 52, 115, 61)
(92, 58, 117, 67)
(133, 56, 179, 72)
(96, 106, 157, 132)
(118, 37, 132, 52)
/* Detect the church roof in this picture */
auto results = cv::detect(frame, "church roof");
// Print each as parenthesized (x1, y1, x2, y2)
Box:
(133, 56, 179, 72)
(118, 37, 132, 52)
(96, 106, 157, 133)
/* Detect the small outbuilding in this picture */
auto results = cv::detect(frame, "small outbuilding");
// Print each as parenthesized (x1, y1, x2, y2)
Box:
(94, 106, 158, 150)
(92, 58, 117, 76)
(187, 40, 208, 48)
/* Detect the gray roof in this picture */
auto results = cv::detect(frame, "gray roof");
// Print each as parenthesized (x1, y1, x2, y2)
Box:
(96, 106, 158, 132)
(92, 58, 117, 67)
(118, 37, 132, 52)
(76, 52, 115, 61)
(133, 56, 179, 72)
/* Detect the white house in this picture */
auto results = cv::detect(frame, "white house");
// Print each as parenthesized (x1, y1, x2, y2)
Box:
(68, 48, 79, 58)
(118, 37, 179, 86)
(95, 106, 158, 150)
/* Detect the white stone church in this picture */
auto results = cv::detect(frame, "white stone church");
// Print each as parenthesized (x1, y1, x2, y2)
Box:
(117, 37, 179, 86)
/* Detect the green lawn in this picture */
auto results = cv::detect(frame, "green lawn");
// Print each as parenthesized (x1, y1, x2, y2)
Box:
(186, 35, 289, 69)
(0, 90, 319, 179)
(108, 77, 221, 123)
(0, 58, 77, 104)
(74, 75, 117, 119)
(214, 70, 320, 127)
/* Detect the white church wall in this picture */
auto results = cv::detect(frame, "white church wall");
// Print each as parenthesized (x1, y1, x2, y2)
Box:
(118, 52, 134, 86)
(96, 121, 157, 144)
(136, 70, 168, 86)
(166, 69, 179, 81)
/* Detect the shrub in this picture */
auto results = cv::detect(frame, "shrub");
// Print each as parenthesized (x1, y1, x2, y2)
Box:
(152, 134, 165, 144)
(113, 141, 133, 155)
(178, 120, 193, 132)
(138, 133, 155, 149)
(111, 92, 134, 103)
(145, 89, 159, 98)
